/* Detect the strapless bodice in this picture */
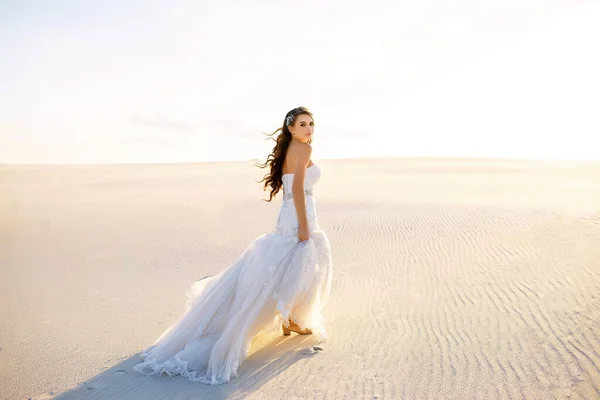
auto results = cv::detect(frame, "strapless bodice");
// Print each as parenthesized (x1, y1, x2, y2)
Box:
(281, 164, 321, 202)
(276, 164, 322, 235)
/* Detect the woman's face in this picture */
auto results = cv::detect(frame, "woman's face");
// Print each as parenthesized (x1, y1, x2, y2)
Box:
(289, 114, 314, 143)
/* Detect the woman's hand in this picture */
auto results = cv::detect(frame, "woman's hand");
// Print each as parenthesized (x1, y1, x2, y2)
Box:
(298, 224, 310, 242)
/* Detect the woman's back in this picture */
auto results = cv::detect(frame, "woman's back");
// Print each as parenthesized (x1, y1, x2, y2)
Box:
(277, 163, 322, 236)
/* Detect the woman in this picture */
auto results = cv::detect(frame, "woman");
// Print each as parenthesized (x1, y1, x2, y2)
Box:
(133, 106, 333, 385)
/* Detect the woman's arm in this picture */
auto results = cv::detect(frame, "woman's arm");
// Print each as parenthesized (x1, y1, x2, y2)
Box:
(292, 143, 312, 241)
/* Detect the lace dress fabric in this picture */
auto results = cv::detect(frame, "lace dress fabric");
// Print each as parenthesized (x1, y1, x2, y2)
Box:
(133, 164, 333, 385)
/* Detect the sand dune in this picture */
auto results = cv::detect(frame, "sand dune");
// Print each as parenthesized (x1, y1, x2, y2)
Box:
(1, 157, 600, 399)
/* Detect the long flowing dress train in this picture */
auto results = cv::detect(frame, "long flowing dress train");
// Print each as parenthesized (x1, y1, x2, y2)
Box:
(133, 164, 333, 385)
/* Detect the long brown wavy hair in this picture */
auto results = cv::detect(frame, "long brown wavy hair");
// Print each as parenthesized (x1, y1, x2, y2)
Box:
(256, 106, 314, 202)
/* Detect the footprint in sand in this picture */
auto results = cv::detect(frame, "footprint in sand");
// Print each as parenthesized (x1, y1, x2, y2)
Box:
(301, 346, 324, 355)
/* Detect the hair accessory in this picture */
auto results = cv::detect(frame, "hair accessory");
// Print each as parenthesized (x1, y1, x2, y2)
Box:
(285, 111, 296, 127)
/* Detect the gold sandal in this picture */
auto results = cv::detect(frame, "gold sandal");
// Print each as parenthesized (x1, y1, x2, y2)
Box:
(282, 323, 312, 335)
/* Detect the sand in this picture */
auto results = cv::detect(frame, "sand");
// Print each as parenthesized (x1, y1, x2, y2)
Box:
(1, 157, 600, 399)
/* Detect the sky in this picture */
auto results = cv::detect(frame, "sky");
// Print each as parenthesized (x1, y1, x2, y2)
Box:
(0, 0, 598, 164)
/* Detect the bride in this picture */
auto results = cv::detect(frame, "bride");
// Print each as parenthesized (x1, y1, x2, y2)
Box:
(133, 106, 333, 385)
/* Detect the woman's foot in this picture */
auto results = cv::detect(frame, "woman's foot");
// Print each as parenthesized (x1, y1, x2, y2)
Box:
(282, 320, 312, 335)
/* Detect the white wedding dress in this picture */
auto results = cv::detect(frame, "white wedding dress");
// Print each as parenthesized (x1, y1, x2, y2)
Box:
(133, 164, 333, 385)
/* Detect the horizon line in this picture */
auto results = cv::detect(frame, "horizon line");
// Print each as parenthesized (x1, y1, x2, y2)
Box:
(2, 154, 600, 167)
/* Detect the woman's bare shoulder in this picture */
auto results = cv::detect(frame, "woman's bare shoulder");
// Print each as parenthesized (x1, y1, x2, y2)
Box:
(287, 141, 312, 157)
(284, 142, 313, 174)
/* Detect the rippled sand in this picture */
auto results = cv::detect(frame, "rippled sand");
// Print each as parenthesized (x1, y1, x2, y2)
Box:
(2, 157, 599, 399)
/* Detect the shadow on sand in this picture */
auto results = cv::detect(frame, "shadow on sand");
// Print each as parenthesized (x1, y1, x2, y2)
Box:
(49, 334, 320, 400)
